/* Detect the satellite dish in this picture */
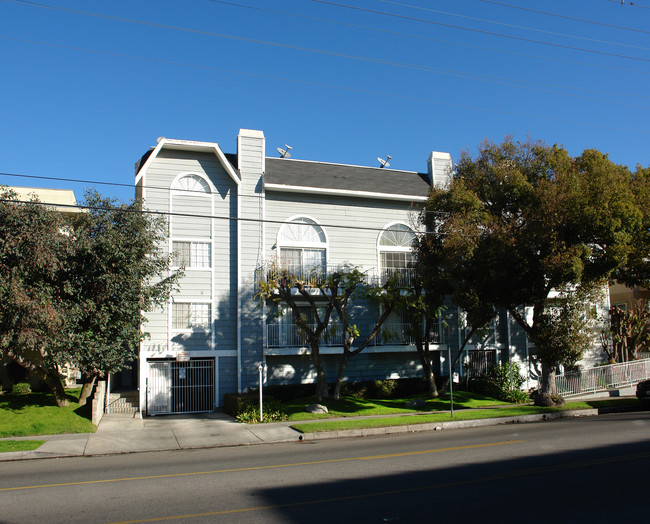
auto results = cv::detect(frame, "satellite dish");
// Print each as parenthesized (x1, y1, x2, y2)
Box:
(277, 144, 293, 158)
(378, 154, 392, 168)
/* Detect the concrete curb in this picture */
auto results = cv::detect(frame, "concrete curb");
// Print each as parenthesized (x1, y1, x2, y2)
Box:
(296, 409, 600, 441)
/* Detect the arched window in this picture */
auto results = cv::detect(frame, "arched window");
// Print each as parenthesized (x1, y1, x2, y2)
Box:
(277, 217, 327, 276)
(378, 223, 415, 283)
(172, 174, 211, 193)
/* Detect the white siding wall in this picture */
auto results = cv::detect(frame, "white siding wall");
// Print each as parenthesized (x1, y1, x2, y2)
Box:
(264, 192, 421, 270)
(139, 147, 238, 408)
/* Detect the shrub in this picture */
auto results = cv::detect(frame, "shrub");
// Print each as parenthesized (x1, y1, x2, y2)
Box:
(468, 362, 528, 403)
(235, 397, 288, 423)
(223, 393, 255, 418)
(11, 382, 31, 395)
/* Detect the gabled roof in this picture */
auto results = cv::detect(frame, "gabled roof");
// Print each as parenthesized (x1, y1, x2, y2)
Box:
(264, 158, 431, 202)
(134, 138, 240, 186)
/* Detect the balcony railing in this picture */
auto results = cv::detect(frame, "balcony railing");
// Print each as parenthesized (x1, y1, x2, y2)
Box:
(255, 264, 416, 289)
(266, 321, 445, 349)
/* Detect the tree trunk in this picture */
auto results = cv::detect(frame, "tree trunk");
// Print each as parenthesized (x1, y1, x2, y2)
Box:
(413, 321, 438, 398)
(41, 371, 69, 407)
(78, 373, 98, 406)
(535, 361, 563, 407)
(310, 343, 329, 401)
(540, 362, 558, 396)
(423, 360, 438, 398)
(333, 350, 351, 400)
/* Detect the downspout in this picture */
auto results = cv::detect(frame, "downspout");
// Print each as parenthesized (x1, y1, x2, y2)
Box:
(237, 182, 242, 393)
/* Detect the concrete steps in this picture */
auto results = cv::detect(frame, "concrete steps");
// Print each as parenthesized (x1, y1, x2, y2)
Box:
(107, 391, 139, 414)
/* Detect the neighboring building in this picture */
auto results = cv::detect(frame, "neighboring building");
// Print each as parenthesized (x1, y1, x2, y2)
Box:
(0, 187, 81, 391)
(609, 282, 650, 310)
(134, 130, 606, 415)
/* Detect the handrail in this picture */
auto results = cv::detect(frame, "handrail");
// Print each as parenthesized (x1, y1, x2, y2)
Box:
(555, 358, 650, 397)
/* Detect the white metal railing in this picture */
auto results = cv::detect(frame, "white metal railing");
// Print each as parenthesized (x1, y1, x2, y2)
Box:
(555, 358, 650, 397)
(265, 321, 444, 348)
(255, 264, 416, 289)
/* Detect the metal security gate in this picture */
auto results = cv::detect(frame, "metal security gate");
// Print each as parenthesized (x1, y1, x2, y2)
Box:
(147, 358, 216, 415)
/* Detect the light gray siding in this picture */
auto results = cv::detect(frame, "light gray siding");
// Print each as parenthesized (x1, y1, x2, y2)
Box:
(139, 146, 239, 404)
(238, 131, 267, 391)
(264, 192, 421, 271)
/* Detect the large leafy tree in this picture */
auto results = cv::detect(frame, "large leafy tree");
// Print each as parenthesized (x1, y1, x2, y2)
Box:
(420, 138, 641, 405)
(0, 189, 72, 406)
(68, 191, 181, 405)
(257, 264, 401, 401)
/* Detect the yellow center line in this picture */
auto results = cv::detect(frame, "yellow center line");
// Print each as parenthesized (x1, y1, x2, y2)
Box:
(0, 440, 524, 492)
(110, 450, 650, 524)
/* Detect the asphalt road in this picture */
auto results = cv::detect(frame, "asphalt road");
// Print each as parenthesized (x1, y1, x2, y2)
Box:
(1, 411, 649, 523)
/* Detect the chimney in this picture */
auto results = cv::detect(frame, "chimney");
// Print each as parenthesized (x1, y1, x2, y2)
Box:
(427, 151, 453, 190)
(237, 129, 266, 176)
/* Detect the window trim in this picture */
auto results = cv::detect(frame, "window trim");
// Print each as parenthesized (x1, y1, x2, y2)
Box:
(171, 301, 213, 332)
(171, 239, 212, 270)
(277, 215, 329, 268)
(377, 221, 416, 269)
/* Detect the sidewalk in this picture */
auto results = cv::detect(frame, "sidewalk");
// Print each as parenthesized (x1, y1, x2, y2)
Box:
(0, 396, 641, 462)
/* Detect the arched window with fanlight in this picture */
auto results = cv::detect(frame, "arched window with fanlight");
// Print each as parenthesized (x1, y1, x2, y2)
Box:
(170, 173, 213, 268)
(378, 223, 416, 286)
(277, 217, 328, 279)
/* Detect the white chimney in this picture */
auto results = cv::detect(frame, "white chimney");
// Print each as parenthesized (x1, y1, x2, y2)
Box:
(427, 151, 453, 190)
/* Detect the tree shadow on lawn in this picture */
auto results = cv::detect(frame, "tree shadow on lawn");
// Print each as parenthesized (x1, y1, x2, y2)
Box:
(0, 390, 82, 411)
(285, 391, 506, 418)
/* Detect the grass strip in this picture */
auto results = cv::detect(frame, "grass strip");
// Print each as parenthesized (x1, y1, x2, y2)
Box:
(0, 440, 46, 453)
(290, 398, 641, 433)
(285, 391, 509, 421)
(0, 390, 95, 438)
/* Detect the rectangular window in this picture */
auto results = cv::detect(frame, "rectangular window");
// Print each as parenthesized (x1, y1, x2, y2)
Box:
(173, 303, 211, 330)
(381, 251, 413, 269)
(281, 248, 326, 273)
(172, 241, 211, 268)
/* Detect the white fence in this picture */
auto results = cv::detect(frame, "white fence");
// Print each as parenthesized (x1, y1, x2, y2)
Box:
(555, 358, 650, 397)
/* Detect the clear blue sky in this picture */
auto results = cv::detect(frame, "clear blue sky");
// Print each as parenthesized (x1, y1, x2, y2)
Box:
(2, 0, 649, 203)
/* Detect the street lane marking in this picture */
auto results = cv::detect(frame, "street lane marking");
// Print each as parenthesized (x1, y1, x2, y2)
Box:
(0, 440, 524, 492)
(109, 450, 650, 523)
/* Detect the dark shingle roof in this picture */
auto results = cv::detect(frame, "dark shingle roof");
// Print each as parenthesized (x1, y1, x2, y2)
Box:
(264, 158, 430, 198)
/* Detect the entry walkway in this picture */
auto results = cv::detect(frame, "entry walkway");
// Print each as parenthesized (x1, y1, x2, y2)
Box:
(0, 395, 641, 462)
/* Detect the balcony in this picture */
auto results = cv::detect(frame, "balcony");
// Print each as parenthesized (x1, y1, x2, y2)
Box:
(255, 264, 416, 290)
(264, 321, 446, 354)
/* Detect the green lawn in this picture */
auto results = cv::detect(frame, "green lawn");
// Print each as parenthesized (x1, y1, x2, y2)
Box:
(284, 391, 509, 421)
(0, 440, 46, 453)
(0, 389, 96, 438)
(288, 397, 642, 433)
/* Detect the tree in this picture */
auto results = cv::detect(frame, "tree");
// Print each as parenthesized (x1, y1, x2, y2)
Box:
(604, 300, 650, 363)
(0, 189, 72, 406)
(256, 263, 401, 401)
(416, 190, 498, 394)
(67, 191, 181, 405)
(420, 138, 641, 405)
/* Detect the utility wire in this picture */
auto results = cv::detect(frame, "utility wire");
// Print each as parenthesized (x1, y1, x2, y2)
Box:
(481, 0, 650, 34)
(5, 34, 650, 124)
(0, 170, 436, 211)
(607, 0, 650, 10)
(206, 0, 650, 76)
(0, 197, 442, 234)
(311, 0, 650, 62)
(5, 0, 650, 85)
(376, 0, 650, 50)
